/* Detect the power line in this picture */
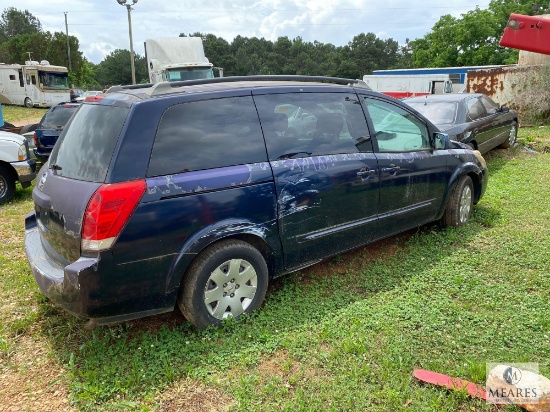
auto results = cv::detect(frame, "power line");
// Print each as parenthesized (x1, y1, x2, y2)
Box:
(23, 6, 493, 15)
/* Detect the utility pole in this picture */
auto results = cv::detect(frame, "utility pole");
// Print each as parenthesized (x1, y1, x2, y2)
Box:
(64, 12, 72, 71)
(126, 4, 136, 84)
(116, 0, 138, 85)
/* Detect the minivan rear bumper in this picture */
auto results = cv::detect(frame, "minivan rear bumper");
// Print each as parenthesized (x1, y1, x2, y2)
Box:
(25, 225, 97, 317)
(25, 212, 176, 324)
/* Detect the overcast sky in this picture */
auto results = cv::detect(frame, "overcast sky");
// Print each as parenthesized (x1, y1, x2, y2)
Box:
(11, 0, 491, 64)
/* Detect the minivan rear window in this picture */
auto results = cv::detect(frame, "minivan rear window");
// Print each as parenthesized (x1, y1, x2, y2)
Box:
(49, 105, 129, 182)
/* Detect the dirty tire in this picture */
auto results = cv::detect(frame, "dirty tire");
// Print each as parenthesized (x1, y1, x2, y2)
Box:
(24, 97, 33, 108)
(20, 123, 38, 134)
(500, 121, 517, 149)
(178, 240, 268, 329)
(0, 164, 16, 205)
(441, 175, 473, 228)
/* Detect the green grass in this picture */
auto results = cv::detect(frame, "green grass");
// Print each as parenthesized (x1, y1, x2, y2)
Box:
(0, 128, 549, 411)
(2, 105, 47, 124)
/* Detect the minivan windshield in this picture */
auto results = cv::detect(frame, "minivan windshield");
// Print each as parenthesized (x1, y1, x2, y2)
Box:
(49, 105, 129, 182)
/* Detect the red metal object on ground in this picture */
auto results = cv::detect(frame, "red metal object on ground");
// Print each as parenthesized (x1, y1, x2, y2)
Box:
(500, 14, 550, 55)
(413, 369, 487, 400)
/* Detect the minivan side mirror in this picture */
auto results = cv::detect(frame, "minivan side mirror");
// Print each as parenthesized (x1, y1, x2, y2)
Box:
(500, 105, 510, 113)
(434, 132, 449, 150)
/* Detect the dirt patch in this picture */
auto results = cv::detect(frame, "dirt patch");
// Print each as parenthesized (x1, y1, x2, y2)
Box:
(296, 230, 416, 282)
(255, 349, 325, 388)
(0, 334, 74, 412)
(10, 118, 42, 128)
(123, 311, 187, 338)
(153, 378, 234, 412)
(257, 350, 299, 378)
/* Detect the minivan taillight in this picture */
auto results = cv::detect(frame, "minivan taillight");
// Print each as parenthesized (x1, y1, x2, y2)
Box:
(81, 180, 146, 252)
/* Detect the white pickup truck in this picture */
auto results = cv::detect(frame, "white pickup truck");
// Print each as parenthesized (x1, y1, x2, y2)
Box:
(0, 129, 37, 204)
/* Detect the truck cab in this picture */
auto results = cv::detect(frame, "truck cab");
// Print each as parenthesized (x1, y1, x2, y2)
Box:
(145, 37, 220, 83)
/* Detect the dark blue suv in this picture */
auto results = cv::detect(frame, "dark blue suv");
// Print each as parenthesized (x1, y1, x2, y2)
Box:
(25, 76, 488, 329)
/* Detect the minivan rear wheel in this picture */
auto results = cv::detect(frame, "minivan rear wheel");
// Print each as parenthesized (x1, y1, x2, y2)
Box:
(440, 175, 473, 228)
(178, 240, 268, 329)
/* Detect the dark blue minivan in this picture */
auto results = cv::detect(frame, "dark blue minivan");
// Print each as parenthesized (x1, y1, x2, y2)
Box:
(25, 76, 488, 329)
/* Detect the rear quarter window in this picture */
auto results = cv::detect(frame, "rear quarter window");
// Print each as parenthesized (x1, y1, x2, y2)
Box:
(147, 96, 267, 177)
(49, 105, 129, 182)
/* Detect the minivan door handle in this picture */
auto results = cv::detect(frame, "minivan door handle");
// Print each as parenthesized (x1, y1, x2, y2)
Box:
(382, 165, 401, 174)
(357, 169, 376, 177)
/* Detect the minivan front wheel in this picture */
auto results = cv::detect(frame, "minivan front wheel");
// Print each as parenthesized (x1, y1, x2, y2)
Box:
(440, 175, 474, 227)
(178, 240, 268, 329)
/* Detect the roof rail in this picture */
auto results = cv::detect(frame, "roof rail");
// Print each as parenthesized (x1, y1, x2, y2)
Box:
(105, 83, 154, 94)
(147, 75, 372, 96)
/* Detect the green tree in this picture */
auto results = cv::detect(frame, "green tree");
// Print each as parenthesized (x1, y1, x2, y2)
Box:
(230, 35, 273, 75)
(410, 1, 550, 68)
(338, 33, 402, 78)
(75, 58, 100, 89)
(488, 0, 549, 25)
(0, 32, 46, 63)
(0, 7, 42, 43)
(185, 32, 236, 77)
(95, 49, 147, 86)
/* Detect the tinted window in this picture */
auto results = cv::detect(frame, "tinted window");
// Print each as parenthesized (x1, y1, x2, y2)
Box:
(406, 101, 457, 124)
(480, 95, 500, 114)
(363, 97, 430, 152)
(147, 96, 266, 177)
(40, 105, 79, 129)
(467, 98, 486, 120)
(50, 105, 128, 182)
(254, 93, 371, 160)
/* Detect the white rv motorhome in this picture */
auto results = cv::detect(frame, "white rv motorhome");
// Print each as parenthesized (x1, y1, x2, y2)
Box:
(0, 60, 70, 107)
(145, 37, 222, 83)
